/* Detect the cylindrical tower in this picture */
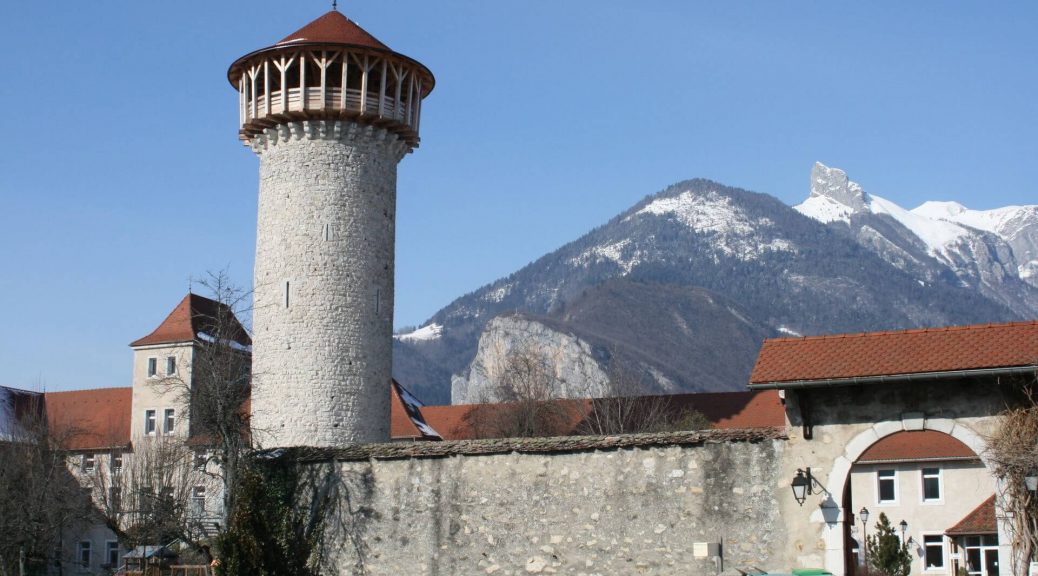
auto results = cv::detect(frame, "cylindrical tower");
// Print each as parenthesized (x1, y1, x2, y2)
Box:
(228, 10, 434, 447)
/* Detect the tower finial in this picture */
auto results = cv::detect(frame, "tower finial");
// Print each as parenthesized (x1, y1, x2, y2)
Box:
(332, 0, 338, 10)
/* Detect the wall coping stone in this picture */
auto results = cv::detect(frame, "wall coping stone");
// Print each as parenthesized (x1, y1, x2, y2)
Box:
(256, 427, 787, 462)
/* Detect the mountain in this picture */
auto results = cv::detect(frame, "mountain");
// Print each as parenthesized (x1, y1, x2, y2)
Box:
(796, 162, 1038, 316)
(395, 169, 1027, 405)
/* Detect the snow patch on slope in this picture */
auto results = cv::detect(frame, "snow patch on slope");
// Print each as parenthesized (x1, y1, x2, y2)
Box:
(569, 239, 641, 274)
(868, 195, 969, 259)
(395, 323, 443, 342)
(796, 194, 854, 224)
(632, 190, 796, 261)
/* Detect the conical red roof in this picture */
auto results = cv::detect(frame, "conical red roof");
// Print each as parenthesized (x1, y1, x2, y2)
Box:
(277, 11, 389, 50)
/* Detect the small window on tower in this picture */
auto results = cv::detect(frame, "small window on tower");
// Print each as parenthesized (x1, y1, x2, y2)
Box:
(375, 287, 381, 316)
(324, 223, 335, 241)
(285, 281, 291, 308)
(147, 357, 157, 377)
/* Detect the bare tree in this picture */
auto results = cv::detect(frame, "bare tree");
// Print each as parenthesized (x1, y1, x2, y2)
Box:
(984, 379, 1038, 576)
(0, 395, 95, 576)
(577, 355, 712, 435)
(149, 270, 252, 541)
(85, 435, 220, 553)
(464, 339, 573, 438)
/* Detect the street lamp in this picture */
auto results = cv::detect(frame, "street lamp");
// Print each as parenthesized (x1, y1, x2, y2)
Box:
(791, 468, 813, 506)
(899, 520, 908, 546)
(860, 507, 870, 576)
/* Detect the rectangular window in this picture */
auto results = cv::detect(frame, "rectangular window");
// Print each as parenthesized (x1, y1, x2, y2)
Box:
(375, 287, 382, 315)
(166, 356, 176, 376)
(194, 451, 207, 471)
(110, 451, 123, 472)
(78, 541, 91, 567)
(284, 281, 290, 308)
(922, 467, 942, 501)
(147, 357, 157, 377)
(877, 469, 897, 503)
(105, 541, 119, 568)
(140, 486, 154, 514)
(191, 485, 205, 515)
(145, 410, 156, 435)
(82, 454, 95, 473)
(108, 487, 121, 512)
(924, 535, 945, 569)
(164, 408, 175, 434)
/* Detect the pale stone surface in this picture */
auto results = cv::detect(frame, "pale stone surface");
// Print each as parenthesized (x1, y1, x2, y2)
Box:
(250, 120, 409, 447)
(451, 315, 611, 404)
(317, 441, 784, 575)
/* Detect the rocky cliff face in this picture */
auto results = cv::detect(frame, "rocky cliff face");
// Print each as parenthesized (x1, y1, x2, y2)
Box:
(450, 315, 612, 404)
(395, 168, 1027, 405)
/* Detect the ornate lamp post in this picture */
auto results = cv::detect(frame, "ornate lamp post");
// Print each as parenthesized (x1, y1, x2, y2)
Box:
(899, 519, 908, 543)
(860, 507, 870, 576)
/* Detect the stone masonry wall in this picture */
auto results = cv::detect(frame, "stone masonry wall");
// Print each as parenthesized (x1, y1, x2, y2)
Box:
(251, 121, 409, 447)
(298, 431, 787, 576)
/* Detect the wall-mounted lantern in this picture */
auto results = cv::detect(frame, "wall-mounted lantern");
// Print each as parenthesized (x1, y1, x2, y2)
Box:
(791, 467, 824, 506)
(1025, 473, 1038, 492)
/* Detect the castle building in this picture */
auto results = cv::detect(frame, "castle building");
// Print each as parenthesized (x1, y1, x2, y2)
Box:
(227, 9, 434, 447)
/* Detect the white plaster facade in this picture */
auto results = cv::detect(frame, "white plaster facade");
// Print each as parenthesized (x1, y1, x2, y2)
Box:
(849, 459, 994, 575)
(130, 342, 193, 440)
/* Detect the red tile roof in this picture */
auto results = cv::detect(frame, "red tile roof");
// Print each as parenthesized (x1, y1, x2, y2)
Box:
(390, 380, 441, 441)
(857, 430, 978, 463)
(750, 321, 1038, 386)
(130, 294, 251, 348)
(420, 390, 785, 441)
(45, 388, 132, 451)
(946, 495, 997, 535)
(277, 11, 389, 50)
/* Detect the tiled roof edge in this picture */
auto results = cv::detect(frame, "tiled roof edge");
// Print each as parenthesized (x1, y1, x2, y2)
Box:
(761, 320, 1038, 345)
(749, 365, 1037, 388)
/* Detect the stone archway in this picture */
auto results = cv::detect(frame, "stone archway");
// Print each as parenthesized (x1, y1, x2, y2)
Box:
(814, 416, 993, 576)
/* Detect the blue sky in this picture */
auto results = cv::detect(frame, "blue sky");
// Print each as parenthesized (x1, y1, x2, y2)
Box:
(1, 2, 1035, 392)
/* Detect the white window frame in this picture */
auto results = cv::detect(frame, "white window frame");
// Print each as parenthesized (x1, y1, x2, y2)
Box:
(166, 356, 177, 376)
(191, 485, 206, 515)
(147, 357, 157, 378)
(876, 468, 898, 504)
(81, 453, 95, 473)
(78, 541, 91, 568)
(921, 466, 943, 503)
(105, 540, 119, 568)
(145, 409, 156, 435)
(163, 408, 176, 435)
(110, 451, 123, 473)
(921, 532, 946, 572)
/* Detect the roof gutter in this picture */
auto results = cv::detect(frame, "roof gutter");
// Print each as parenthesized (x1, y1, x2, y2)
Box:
(748, 365, 1038, 390)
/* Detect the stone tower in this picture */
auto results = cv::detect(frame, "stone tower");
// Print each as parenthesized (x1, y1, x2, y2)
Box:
(228, 10, 434, 447)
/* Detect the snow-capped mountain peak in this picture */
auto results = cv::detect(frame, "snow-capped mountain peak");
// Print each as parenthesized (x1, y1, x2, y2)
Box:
(795, 162, 1038, 314)
(796, 162, 870, 224)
